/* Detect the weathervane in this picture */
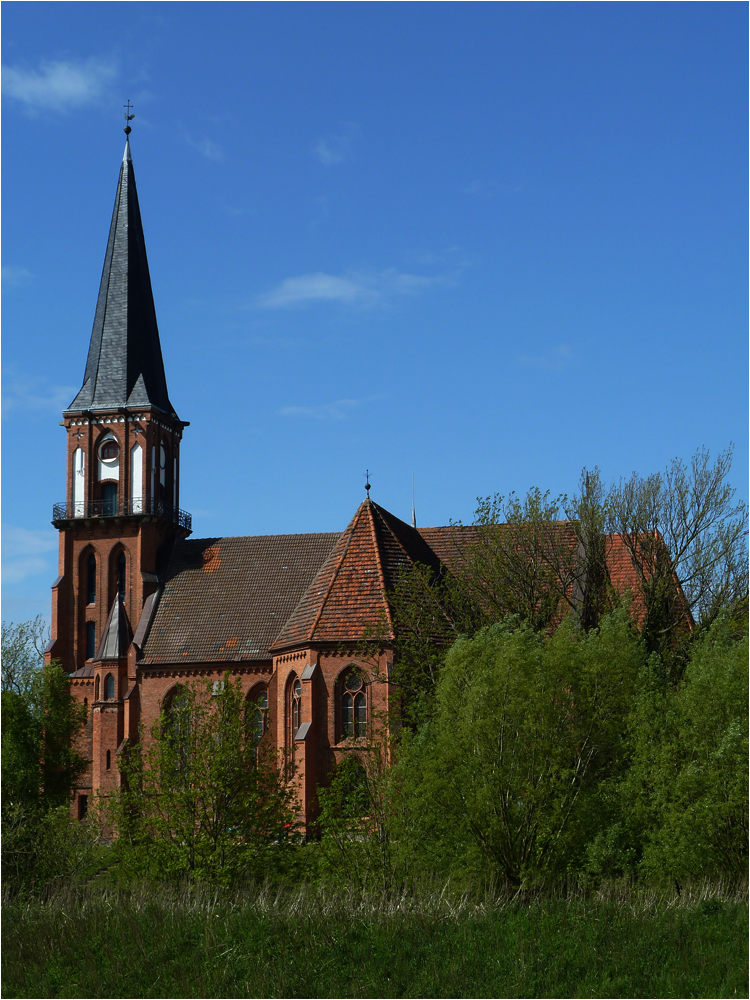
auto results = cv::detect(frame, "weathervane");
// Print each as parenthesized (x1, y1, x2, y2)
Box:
(123, 100, 135, 136)
(364, 470, 371, 497)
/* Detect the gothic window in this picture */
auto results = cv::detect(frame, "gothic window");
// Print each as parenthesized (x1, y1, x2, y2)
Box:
(341, 669, 367, 739)
(117, 552, 126, 602)
(247, 687, 269, 742)
(87, 554, 97, 604)
(287, 676, 301, 743)
(94, 675, 100, 701)
(104, 673, 115, 700)
(164, 686, 192, 776)
(86, 622, 96, 660)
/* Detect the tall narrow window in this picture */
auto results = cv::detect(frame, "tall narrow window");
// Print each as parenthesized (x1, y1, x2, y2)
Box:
(87, 554, 96, 604)
(117, 552, 126, 602)
(104, 673, 115, 700)
(289, 678, 301, 741)
(247, 688, 269, 742)
(341, 670, 367, 739)
(78, 795, 88, 820)
(94, 675, 100, 701)
(106, 749, 111, 770)
(86, 622, 96, 660)
(101, 482, 117, 516)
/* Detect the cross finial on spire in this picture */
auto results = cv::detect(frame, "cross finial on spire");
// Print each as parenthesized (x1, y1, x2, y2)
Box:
(123, 100, 135, 135)
(364, 470, 371, 497)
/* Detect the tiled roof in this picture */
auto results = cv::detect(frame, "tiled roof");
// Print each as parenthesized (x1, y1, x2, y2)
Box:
(95, 597, 133, 660)
(66, 139, 176, 416)
(271, 500, 444, 650)
(140, 532, 340, 665)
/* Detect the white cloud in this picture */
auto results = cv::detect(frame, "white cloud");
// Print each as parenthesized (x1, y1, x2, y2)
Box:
(2, 367, 77, 416)
(314, 123, 361, 165)
(279, 398, 363, 421)
(1, 266, 32, 289)
(258, 268, 447, 309)
(2, 526, 58, 585)
(2, 58, 117, 112)
(187, 136, 224, 161)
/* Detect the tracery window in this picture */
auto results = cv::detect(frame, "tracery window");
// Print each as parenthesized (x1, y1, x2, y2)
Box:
(288, 676, 301, 744)
(247, 687, 269, 743)
(341, 668, 366, 739)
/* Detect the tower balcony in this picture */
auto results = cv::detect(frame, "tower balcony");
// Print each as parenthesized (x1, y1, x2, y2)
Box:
(52, 497, 192, 532)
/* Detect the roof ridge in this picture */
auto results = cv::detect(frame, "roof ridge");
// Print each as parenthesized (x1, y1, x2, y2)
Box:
(367, 502, 395, 637)
(307, 510, 359, 641)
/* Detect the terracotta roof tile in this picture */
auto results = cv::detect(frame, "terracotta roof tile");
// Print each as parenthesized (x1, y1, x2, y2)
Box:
(140, 532, 340, 664)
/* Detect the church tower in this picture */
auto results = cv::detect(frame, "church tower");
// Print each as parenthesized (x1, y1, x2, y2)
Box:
(47, 132, 190, 801)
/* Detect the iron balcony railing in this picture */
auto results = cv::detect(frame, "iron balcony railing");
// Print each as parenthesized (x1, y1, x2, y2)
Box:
(52, 497, 192, 531)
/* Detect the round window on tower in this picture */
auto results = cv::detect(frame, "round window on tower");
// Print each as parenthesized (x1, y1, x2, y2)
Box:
(99, 438, 119, 462)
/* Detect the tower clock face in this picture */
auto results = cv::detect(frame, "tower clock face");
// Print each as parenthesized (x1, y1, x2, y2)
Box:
(99, 438, 119, 462)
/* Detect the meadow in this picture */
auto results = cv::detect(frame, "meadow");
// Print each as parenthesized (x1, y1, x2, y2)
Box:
(2, 879, 747, 999)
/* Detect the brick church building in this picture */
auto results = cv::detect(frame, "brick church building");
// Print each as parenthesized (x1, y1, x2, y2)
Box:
(47, 136, 642, 828)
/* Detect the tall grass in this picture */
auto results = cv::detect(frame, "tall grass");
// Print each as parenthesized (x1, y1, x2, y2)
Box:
(3, 879, 747, 999)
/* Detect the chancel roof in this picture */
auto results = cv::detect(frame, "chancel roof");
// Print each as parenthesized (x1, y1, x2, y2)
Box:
(66, 139, 176, 415)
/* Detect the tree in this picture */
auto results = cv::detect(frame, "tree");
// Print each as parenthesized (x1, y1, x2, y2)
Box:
(112, 674, 297, 884)
(626, 617, 748, 883)
(394, 611, 646, 886)
(607, 445, 748, 663)
(1, 620, 90, 894)
(1, 615, 49, 698)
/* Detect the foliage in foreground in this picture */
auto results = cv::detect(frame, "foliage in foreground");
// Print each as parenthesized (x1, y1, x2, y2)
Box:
(2, 880, 747, 1000)
(109, 674, 298, 884)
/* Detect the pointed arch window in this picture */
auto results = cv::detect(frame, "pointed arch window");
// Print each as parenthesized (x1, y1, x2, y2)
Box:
(86, 622, 96, 661)
(117, 551, 126, 602)
(164, 686, 192, 777)
(288, 676, 301, 744)
(341, 669, 367, 739)
(247, 687, 269, 743)
(94, 675, 100, 702)
(87, 554, 97, 604)
(104, 673, 115, 700)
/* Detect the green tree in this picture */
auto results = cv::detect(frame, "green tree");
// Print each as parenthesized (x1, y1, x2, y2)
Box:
(1, 620, 90, 894)
(112, 674, 297, 884)
(626, 617, 748, 883)
(607, 445, 748, 665)
(394, 610, 646, 886)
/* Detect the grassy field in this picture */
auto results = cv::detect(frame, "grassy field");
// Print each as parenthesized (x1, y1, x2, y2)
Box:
(2, 880, 747, 999)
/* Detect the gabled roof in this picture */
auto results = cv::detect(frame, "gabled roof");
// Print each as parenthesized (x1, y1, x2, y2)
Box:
(66, 139, 176, 415)
(270, 499, 443, 651)
(139, 532, 340, 665)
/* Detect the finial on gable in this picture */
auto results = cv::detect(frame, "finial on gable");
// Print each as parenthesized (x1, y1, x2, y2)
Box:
(364, 469, 371, 498)
(123, 99, 135, 136)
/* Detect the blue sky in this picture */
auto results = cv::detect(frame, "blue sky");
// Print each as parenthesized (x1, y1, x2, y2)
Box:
(3, 2, 747, 623)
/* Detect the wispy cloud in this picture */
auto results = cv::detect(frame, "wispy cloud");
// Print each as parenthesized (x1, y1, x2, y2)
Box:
(187, 135, 224, 161)
(258, 268, 447, 309)
(2, 266, 32, 289)
(314, 123, 362, 165)
(2, 366, 77, 416)
(279, 397, 375, 421)
(517, 344, 572, 371)
(2, 526, 58, 584)
(2, 58, 116, 112)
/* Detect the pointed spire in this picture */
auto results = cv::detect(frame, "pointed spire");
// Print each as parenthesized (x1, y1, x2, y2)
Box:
(411, 472, 416, 528)
(94, 597, 133, 660)
(66, 138, 177, 415)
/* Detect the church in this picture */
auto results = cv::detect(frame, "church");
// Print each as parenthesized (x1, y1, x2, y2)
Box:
(47, 134, 642, 829)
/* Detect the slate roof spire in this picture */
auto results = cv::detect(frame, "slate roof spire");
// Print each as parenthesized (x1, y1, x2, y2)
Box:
(66, 137, 177, 415)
